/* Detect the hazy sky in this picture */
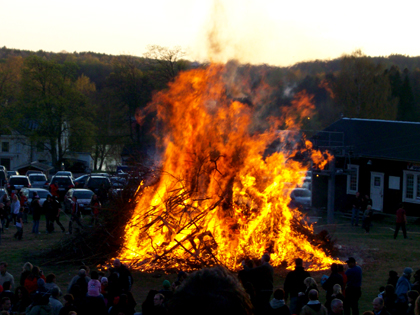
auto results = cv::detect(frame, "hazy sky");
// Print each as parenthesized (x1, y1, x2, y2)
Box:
(2, 0, 419, 66)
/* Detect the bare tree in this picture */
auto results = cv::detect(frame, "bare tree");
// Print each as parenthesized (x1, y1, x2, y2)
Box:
(143, 45, 188, 85)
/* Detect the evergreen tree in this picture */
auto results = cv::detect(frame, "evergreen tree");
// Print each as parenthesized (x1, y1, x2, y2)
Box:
(397, 70, 417, 121)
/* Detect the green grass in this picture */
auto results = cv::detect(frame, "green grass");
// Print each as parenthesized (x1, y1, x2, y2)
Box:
(1, 210, 419, 313)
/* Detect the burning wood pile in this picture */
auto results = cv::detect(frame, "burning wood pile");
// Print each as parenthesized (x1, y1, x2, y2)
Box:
(117, 64, 341, 272)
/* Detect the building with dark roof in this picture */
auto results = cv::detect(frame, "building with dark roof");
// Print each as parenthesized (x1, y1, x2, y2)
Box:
(311, 117, 420, 216)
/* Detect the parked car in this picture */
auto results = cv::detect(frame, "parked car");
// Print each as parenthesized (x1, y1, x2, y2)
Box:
(50, 176, 75, 200)
(92, 172, 111, 178)
(20, 188, 52, 206)
(64, 188, 94, 214)
(0, 169, 8, 186)
(7, 175, 31, 194)
(28, 174, 49, 189)
(55, 171, 74, 179)
(7, 171, 19, 179)
(110, 176, 127, 188)
(301, 176, 312, 191)
(289, 188, 312, 209)
(26, 170, 43, 176)
(84, 176, 111, 194)
(74, 174, 90, 188)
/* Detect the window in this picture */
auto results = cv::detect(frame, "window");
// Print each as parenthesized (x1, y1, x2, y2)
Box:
(16, 143, 21, 154)
(2, 142, 9, 152)
(403, 171, 420, 203)
(347, 164, 359, 195)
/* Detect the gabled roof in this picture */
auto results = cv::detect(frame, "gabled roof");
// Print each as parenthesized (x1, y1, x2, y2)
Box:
(15, 161, 54, 172)
(315, 118, 420, 163)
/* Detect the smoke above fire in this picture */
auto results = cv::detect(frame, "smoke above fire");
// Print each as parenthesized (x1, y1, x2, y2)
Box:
(118, 62, 339, 272)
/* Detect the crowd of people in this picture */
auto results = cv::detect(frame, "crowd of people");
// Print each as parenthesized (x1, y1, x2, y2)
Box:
(1, 255, 420, 315)
(0, 189, 103, 243)
(0, 259, 134, 315)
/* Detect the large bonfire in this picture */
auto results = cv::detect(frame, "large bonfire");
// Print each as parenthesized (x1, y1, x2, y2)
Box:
(118, 63, 340, 272)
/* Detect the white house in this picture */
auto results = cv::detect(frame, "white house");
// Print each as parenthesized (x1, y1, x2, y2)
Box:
(0, 131, 51, 170)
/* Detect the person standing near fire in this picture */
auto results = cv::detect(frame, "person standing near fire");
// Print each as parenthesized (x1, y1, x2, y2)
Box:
(344, 257, 362, 315)
(246, 253, 274, 312)
(394, 203, 408, 239)
(284, 258, 311, 314)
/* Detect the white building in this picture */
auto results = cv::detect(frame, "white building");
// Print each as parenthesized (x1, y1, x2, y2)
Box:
(0, 131, 51, 170)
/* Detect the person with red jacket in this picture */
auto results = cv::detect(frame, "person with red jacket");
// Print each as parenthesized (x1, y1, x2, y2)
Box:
(23, 266, 46, 294)
(50, 183, 59, 199)
(394, 203, 408, 239)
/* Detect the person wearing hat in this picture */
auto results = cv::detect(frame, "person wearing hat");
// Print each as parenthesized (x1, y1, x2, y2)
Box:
(344, 257, 362, 315)
(395, 267, 413, 313)
(159, 279, 173, 301)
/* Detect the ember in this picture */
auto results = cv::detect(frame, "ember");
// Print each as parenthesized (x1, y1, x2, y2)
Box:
(118, 64, 340, 272)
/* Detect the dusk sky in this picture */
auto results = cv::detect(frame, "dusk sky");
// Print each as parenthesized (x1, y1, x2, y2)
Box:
(2, 0, 419, 66)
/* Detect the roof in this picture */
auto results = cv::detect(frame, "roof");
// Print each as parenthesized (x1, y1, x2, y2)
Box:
(315, 118, 420, 163)
(16, 161, 54, 172)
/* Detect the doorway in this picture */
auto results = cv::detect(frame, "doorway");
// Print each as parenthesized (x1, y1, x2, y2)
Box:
(370, 172, 384, 211)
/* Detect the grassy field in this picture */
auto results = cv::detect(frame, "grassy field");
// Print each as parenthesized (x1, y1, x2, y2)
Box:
(1, 209, 419, 313)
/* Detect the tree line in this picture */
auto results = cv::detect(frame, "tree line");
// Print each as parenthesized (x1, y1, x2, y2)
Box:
(1, 46, 420, 170)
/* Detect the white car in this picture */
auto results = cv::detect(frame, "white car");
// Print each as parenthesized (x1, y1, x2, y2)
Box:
(20, 188, 52, 206)
(290, 188, 312, 208)
(55, 171, 74, 179)
(28, 174, 49, 189)
(64, 188, 94, 213)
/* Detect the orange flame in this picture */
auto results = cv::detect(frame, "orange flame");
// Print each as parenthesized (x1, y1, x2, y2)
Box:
(118, 64, 340, 272)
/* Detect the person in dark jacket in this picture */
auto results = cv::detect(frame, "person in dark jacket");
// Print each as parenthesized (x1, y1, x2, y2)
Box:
(387, 271, 399, 289)
(247, 253, 274, 313)
(159, 280, 173, 301)
(110, 259, 133, 293)
(380, 284, 397, 315)
(31, 195, 42, 234)
(142, 290, 158, 315)
(284, 258, 311, 314)
(344, 257, 362, 315)
(322, 264, 344, 301)
(12, 286, 31, 314)
(58, 294, 78, 315)
(42, 195, 64, 233)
